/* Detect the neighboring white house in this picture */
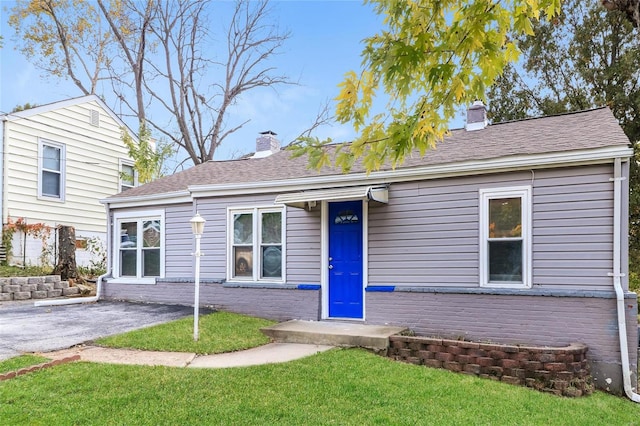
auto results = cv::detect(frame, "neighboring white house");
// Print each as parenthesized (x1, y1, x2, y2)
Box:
(0, 95, 138, 267)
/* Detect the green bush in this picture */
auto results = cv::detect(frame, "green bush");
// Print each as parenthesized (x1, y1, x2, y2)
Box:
(0, 265, 52, 277)
(629, 271, 640, 294)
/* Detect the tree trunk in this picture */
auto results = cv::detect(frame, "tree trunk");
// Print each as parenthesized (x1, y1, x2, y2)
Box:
(53, 225, 78, 281)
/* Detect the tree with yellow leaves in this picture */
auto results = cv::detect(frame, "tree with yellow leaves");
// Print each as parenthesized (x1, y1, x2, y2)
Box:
(293, 0, 635, 172)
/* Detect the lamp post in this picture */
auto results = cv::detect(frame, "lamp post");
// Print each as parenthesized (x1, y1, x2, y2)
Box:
(190, 212, 206, 341)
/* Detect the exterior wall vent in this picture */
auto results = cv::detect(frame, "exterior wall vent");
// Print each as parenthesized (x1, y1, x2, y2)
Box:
(90, 110, 100, 127)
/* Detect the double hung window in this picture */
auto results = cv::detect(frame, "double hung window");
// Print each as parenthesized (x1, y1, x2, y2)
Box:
(39, 140, 65, 200)
(229, 207, 284, 281)
(115, 211, 164, 281)
(120, 161, 137, 192)
(479, 186, 531, 288)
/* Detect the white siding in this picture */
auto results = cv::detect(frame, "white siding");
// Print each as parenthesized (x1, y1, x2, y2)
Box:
(4, 100, 131, 236)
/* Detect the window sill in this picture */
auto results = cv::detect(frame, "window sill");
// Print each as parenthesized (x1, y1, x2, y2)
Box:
(223, 282, 298, 290)
(481, 283, 531, 290)
(106, 278, 157, 285)
(37, 195, 65, 203)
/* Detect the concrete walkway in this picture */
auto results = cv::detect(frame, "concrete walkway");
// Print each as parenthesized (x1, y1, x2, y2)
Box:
(42, 343, 334, 368)
(35, 318, 406, 369)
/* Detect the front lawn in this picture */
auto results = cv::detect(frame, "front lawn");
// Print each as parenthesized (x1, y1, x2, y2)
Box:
(95, 311, 275, 354)
(0, 355, 49, 375)
(1, 349, 639, 425)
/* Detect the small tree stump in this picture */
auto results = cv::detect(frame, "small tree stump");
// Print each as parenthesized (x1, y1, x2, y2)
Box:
(53, 225, 78, 281)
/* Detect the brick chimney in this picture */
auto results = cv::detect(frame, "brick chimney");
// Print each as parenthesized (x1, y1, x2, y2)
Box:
(465, 100, 488, 131)
(252, 130, 281, 158)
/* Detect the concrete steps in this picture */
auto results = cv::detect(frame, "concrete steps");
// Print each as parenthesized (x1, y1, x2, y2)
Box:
(261, 320, 407, 351)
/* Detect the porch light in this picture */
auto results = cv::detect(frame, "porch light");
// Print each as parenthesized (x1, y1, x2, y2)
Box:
(190, 212, 206, 341)
(190, 212, 206, 236)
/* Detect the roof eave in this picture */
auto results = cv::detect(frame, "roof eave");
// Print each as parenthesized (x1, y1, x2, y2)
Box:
(103, 145, 632, 209)
(188, 145, 633, 198)
(100, 190, 192, 208)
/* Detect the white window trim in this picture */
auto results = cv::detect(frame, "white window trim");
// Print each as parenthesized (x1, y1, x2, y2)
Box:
(479, 186, 532, 289)
(226, 205, 286, 283)
(112, 209, 165, 284)
(38, 139, 66, 202)
(119, 159, 138, 191)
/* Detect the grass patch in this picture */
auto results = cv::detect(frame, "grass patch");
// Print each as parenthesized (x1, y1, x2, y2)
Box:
(95, 311, 275, 354)
(1, 349, 639, 424)
(0, 355, 50, 374)
(0, 265, 52, 277)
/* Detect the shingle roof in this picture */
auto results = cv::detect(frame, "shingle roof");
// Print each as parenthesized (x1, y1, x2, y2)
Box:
(108, 107, 630, 200)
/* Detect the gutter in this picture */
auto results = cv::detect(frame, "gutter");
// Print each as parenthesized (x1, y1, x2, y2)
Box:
(102, 145, 633, 209)
(611, 157, 640, 402)
(35, 204, 113, 307)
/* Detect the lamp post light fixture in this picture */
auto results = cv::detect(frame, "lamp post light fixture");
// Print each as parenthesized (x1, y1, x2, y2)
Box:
(190, 212, 206, 341)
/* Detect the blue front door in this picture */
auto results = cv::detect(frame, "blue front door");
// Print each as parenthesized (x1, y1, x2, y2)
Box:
(328, 201, 363, 319)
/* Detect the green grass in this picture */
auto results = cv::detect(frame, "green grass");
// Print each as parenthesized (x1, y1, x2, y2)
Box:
(95, 311, 276, 354)
(1, 349, 639, 425)
(0, 355, 50, 374)
(0, 265, 52, 277)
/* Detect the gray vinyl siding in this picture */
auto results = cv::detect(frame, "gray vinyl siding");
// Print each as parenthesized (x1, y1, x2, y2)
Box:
(532, 166, 614, 290)
(185, 195, 321, 284)
(164, 203, 195, 278)
(368, 164, 615, 291)
(368, 172, 530, 286)
(137, 194, 321, 283)
(286, 206, 321, 284)
(192, 194, 280, 279)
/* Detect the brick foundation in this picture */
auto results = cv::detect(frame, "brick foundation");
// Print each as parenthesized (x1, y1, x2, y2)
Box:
(0, 276, 80, 301)
(388, 335, 592, 397)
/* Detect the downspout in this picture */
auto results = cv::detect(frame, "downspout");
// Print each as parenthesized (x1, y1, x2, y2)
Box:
(35, 203, 113, 307)
(611, 157, 640, 402)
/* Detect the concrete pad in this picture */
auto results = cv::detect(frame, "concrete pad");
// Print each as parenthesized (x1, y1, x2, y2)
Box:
(261, 320, 407, 350)
(44, 346, 196, 367)
(188, 343, 333, 368)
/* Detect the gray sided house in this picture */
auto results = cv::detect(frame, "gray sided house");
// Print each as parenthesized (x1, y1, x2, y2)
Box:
(101, 108, 637, 394)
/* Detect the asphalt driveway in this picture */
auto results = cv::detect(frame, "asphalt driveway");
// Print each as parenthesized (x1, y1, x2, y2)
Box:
(0, 300, 195, 361)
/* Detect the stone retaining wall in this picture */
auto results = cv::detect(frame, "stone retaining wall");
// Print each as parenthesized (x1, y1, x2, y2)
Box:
(0, 276, 80, 301)
(388, 335, 593, 397)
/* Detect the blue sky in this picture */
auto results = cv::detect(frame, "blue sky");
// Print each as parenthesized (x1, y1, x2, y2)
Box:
(0, 1, 384, 161)
(0, 1, 464, 164)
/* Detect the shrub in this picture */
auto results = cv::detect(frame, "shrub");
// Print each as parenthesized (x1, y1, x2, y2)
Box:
(629, 271, 640, 294)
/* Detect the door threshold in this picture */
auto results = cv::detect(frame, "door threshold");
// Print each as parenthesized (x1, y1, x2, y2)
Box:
(324, 317, 365, 323)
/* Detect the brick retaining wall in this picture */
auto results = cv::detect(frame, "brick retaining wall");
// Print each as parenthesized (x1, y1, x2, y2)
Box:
(0, 355, 80, 381)
(388, 335, 592, 397)
(0, 276, 80, 301)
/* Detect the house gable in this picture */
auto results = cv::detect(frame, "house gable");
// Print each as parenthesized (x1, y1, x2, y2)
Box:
(1, 95, 137, 236)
